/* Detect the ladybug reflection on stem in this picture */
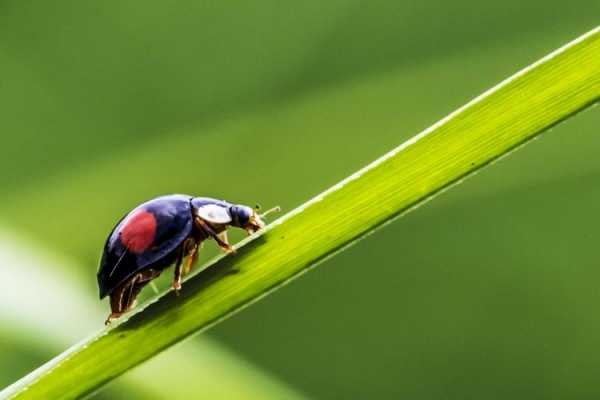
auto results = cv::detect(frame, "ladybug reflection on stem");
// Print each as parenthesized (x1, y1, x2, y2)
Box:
(97, 194, 280, 325)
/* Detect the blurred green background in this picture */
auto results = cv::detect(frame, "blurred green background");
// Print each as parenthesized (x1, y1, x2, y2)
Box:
(1, 1, 599, 398)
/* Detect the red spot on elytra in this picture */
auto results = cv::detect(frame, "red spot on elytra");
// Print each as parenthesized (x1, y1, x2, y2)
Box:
(120, 210, 157, 253)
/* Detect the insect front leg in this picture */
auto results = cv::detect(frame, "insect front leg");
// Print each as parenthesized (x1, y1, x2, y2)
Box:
(195, 217, 235, 253)
(217, 230, 236, 254)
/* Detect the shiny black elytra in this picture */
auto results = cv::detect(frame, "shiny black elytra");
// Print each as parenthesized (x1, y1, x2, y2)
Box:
(97, 194, 279, 325)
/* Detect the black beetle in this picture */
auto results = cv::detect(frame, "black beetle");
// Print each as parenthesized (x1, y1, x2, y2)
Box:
(97, 194, 279, 325)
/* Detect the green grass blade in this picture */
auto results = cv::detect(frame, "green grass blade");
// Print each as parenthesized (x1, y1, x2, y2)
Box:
(3, 27, 599, 400)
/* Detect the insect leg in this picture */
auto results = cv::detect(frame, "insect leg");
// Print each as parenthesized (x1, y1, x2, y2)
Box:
(105, 272, 148, 325)
(172, 246, 185, 292)
(183, 242, 200, 275)
(138, 268, 161, 282)
(216, 230, 236, 254)
(195, 217, 235, 253)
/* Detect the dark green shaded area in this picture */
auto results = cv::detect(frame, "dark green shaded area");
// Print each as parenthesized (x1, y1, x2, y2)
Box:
(0, 1, 598, 188)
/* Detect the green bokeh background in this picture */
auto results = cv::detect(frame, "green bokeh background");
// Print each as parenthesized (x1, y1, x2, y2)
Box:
(1, 1, 599, 398)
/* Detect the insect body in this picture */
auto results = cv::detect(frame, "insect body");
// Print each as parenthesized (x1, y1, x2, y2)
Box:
(97, 194, 279, 325)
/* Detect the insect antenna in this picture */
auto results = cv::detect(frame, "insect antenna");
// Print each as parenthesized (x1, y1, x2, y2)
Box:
(259, 206, 281, 219)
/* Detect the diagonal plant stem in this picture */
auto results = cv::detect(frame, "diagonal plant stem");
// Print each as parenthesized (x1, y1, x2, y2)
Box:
(3, 26, 600, 400)
(0, 229, 306, 400)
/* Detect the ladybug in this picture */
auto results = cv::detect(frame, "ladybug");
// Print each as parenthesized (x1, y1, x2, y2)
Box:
(97, 194, 280, 325)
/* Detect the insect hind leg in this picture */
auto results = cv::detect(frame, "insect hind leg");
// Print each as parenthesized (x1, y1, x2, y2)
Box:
(105, 269, 161, 325)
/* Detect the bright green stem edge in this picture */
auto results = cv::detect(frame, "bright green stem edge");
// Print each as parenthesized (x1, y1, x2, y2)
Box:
(4, 26, 600, 400)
